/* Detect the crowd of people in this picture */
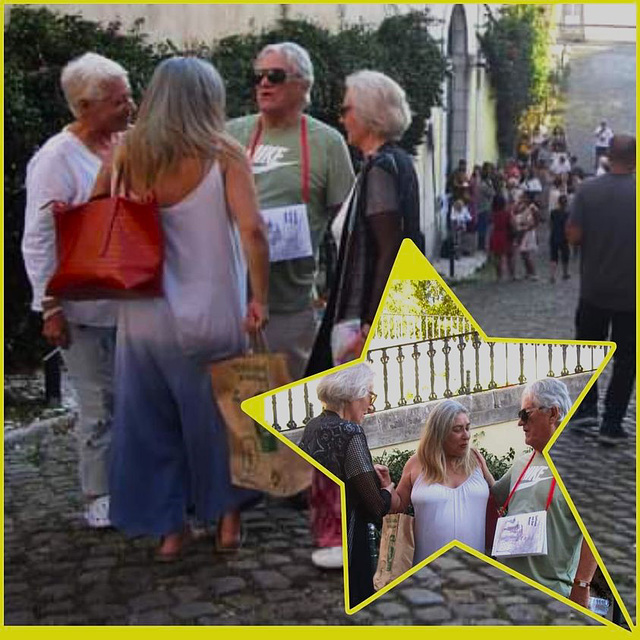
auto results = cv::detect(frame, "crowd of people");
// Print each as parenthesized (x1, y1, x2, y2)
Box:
(301, 366, 597, 608)
(21, 46, 421, 557)
(444, 122, 614, 284)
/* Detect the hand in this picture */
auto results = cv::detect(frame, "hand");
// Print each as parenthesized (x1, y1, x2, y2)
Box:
(244, 299, 268, 334)
(43, 311, 70, 349)
(374, 464, 391, 487)
(569, 583, 590, 609)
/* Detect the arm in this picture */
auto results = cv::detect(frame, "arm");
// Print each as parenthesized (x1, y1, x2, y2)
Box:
(362, 167, 403, 325)
(569, 539, 598, 608)
(390, 454, 418, 514)
(224, 153, 270, 332)
(22, 152, 74, 347)
(344, 432, 393, 522)
(566, 188, 583, 246)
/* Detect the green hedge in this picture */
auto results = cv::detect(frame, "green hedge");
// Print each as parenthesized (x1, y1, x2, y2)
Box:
(5, 7, 447, 371)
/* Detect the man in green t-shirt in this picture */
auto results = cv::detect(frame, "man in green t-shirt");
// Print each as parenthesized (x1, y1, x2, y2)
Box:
(491, 378, 597, 608)
(227, 42, 354, 380)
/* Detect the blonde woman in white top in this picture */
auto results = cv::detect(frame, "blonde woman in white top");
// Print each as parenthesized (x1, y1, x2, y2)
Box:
(391, 400, 494, 564)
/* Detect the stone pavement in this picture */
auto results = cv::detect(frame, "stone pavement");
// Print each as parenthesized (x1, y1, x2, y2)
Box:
(448, 225, 636, 624)
(5, 420, 599, 626)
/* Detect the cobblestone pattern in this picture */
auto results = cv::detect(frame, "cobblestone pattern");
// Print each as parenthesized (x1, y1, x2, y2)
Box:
(450, 226, 636, 624)
(5, 427, 599, 626)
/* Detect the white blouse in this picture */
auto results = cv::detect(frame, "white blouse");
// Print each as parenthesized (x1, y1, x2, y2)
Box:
(411, 466, 489, 565)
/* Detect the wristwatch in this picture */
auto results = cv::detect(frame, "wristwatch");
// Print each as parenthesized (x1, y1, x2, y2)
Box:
(573, 579, 590, 588)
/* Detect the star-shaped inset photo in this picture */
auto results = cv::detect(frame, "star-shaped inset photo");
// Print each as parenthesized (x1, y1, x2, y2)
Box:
(242, 241, 633, 629)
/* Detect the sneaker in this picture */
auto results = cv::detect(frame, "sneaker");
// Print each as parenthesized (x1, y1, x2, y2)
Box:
(84, 495, 111, 529)
(598, 426, 629, 446)
(311, 546, 343, 569)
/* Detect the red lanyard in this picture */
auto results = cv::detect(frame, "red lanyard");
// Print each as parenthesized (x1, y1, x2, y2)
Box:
(498, 451, 557, 516)
(247, 115, 310, 204)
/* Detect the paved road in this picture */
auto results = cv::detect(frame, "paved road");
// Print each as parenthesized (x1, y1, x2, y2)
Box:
(5, 423, 598, 626)
(563, 42, 636, 173)
(449, 40, 637, 624)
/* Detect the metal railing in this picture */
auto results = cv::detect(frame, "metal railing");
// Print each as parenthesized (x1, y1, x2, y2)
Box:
(372, 313, 473, 345)
(266, 331, 609, 432)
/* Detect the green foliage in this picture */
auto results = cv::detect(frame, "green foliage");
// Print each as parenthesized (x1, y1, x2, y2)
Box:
(384, 280, 464, 317)
(209, 12, 447, 155)
(373, 448, 412, 486)
(472, 431, 519, 480)
(478, 5, 552, 157)
(5, 7, 166, 370)
(5, 7, 447, 371)
(374, 441, 516, 485)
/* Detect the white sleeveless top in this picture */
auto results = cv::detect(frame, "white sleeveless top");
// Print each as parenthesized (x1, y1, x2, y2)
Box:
(161, 161, 247, 362)
(411, 466, 489, 565)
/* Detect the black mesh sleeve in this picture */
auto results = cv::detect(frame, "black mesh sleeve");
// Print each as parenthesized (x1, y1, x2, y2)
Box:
(363, 211, 403, 325)
(344, 432, 392, 522)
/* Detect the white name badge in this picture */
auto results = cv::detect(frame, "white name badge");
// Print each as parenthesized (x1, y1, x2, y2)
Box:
(260, 204, 313, 263)
(492, 510, 548, 559)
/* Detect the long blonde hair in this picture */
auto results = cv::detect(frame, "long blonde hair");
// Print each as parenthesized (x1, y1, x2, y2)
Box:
(417, 400, 476, 485)
(116, 56, 244, 194)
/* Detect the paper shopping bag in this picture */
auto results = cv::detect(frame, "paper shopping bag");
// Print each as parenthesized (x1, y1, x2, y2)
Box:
(210, 350, 312, 497)
(373, 513, 415, 591)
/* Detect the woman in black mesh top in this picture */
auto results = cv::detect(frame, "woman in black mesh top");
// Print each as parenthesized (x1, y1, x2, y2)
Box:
(305, 70, 421, 376)
(300, 364, 396, 606)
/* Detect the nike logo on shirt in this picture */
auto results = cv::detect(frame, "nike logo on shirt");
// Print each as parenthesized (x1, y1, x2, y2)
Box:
(251, 144, 299, 175)
(514, 465, 555, 491)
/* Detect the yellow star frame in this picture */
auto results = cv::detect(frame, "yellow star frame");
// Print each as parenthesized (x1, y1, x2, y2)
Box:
(242, 240, 633, 631)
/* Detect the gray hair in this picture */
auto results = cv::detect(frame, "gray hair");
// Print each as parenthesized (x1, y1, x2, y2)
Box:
(523, 378, 572, 423)
(118, 56, 244, 192)
(346, 70, 412, 141)
(256, 42, 314, 106)
(316, 363, 374, 409)
(61, 52, 129, 117)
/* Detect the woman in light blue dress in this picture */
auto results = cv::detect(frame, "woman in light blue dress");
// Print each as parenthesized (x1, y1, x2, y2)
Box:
(106, 57, 269, 559)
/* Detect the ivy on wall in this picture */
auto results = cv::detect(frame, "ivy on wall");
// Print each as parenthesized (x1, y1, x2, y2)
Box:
(478, 4, 553, 158)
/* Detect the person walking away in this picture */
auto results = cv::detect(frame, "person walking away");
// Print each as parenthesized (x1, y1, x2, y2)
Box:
(489, 195, 515, 281)
(593, 120, 614, 171)
(549, 194, 570, 283)
(566, 135, 636, 445)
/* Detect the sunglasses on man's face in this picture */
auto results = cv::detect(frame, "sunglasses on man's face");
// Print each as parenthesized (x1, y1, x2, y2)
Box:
(518, 407, 546, 424)
(252, 68, 297, 86)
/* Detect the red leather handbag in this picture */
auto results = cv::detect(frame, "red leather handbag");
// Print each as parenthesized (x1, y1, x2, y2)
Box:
(46, 195, 163, 300)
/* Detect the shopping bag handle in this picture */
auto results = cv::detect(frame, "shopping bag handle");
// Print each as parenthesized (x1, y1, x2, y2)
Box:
(248, 330, 270, 355)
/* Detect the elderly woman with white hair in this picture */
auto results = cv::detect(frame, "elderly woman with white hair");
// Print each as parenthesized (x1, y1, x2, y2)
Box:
(300, 363, 396, 606)
(21, 52, 135, 528)
(491, 378, 597, 606)
(392, 400, 494, 564)
(306, 70, 422, 375)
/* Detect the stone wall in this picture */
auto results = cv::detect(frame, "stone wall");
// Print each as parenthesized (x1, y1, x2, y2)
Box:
(285, 372, 592, 452)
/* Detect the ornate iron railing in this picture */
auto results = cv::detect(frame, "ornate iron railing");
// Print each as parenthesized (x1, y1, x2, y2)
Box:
(266, 332, 609, 433)
(372, 313, 473, 344)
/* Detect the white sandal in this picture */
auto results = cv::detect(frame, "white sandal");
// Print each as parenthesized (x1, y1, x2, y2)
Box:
(84, 495, 111, 528)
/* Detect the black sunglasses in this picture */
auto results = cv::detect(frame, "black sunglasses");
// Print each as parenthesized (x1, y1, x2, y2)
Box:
(252, 68, 296, 86)
(339, 105, 353, 118)
(518, 407, 546, 424)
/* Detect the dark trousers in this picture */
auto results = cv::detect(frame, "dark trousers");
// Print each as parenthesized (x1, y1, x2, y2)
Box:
(574, 299, 636, 429)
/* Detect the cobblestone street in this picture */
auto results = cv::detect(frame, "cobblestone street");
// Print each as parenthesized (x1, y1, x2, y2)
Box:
(5, 423, 599, 626)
